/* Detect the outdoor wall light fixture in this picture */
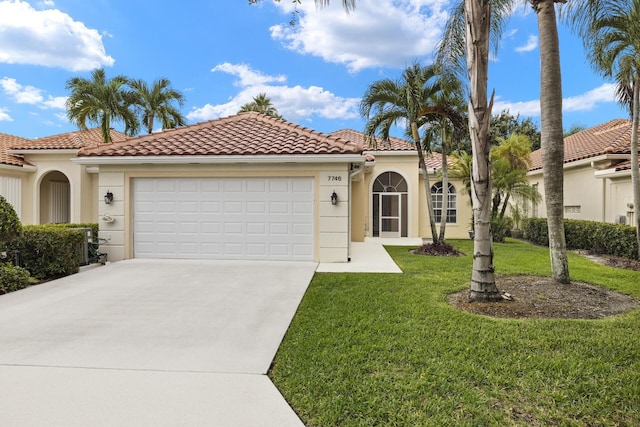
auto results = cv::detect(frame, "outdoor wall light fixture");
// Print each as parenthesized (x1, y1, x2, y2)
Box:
(104, 190, 114, 205)
(331, 191, 338, 205)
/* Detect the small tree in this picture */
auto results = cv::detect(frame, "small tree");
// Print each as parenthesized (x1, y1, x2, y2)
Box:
(0, 195, 22, 250)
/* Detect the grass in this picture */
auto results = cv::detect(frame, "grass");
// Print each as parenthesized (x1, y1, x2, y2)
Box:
(269, 239, 640, 426)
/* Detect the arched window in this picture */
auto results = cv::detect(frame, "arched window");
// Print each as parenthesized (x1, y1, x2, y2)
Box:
(431, 182, 456, 223)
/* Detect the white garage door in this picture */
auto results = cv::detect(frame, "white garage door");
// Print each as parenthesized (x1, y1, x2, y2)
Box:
(133, 177, 314, 261)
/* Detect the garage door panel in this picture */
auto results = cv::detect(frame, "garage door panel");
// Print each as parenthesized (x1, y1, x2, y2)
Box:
(134, 178, 314, 261)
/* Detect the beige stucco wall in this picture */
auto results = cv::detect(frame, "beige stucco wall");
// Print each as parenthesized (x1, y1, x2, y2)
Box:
(0, 167, 27, 220)
(605, 176, 633, 224)
(95, 162, 353, 263)
(351, 152, 472, 240)
(527, 162, 627, 223)
(17, 152, 97, 225)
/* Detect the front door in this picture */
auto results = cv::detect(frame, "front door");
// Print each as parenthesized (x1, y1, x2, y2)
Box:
(379, 193, 401, 237)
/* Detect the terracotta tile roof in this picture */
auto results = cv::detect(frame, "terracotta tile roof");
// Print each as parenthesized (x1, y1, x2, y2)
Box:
(610, 158, 640, 172)
(530, 119, 632, 171)
(78, 113, 362, 157)
(13, 128, 128, 150)
(0, 133, 30, 167)
(329, 129, 414, 151)
(330, 128, 446, 169)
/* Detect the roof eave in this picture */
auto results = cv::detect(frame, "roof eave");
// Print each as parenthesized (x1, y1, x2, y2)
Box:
(72, 154, 366, 166)
(0, 163, 36, 172)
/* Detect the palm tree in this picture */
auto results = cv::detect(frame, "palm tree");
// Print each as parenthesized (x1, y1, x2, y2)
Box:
(238, 93, 283, 119)
(65, 68, 139, 143)
(360, 63, 465, 246)
(490, 134, 540, 219)
(439, 0, 514, 301)
(129, 78, 186, 134)
(581, 0, 640, 259)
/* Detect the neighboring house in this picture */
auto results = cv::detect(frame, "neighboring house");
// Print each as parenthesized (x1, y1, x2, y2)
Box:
(0, 128, 127, 225)
(528, 119, 636, 226)
(2, 112, 472, 263)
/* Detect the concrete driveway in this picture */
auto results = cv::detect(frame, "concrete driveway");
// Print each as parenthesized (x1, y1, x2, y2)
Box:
(0, 259, 315, 426)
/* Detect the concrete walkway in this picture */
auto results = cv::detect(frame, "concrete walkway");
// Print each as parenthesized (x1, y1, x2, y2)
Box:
(0, 259, 315, 426)
(317, 237, 423, 273)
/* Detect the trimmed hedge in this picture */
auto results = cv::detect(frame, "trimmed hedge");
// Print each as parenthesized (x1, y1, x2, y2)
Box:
(524, 218, 639, 259)
(0, 263, 34, 294)
(16, 225, 85, 280)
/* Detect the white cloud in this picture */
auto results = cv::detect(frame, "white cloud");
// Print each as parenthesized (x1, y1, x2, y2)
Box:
(1, 77, 66, 109)
(42, 95, 67, 109)
(563, 83, 617, 112)
(212, 63, 286, 87)
(0, 0, 114, 71)
(269, 0, 449, 72)
(492, 83, 618, 117)
(0, 77, 43, 104)
(188, 63, 359, 122)
(515, 35, 538, 53)
(0, 107, 12, 121)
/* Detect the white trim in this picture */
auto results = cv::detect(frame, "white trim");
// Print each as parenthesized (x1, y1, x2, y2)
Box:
(73, 154, 365, 165)
(595, 168, 632, 179)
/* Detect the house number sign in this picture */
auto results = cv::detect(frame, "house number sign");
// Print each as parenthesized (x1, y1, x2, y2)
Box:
(327, 175, 343, 182)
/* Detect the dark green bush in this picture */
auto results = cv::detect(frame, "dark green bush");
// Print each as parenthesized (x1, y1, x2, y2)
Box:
(0, 195, 22, 249)
(523, 218, 638, 259)
(17, 225, 85, 280)
(0, 263, 34, 294)
(491, 216, 513, 243)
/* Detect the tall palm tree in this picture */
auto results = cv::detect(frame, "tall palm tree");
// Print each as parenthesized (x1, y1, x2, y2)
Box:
(439, 0, 514, 301)
(533, 0, 570, 283)
(581, 0, 640, 259)
(65, 68, 139, 143)
(129, 78, 187, 134)
(238, 93, 283, 119)
(360, 63, 464, 246)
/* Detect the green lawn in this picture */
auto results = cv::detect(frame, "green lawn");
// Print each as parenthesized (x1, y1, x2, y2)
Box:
(269, 239, 640, 426)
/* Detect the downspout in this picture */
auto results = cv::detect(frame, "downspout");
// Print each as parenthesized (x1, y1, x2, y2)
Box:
(348, 163, 365, 262)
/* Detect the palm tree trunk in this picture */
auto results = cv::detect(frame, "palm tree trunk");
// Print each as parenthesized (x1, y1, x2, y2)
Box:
(631, 73, 640, 260)
(439, 127, 449, 243)
(465, 0, 500, 302)
(499, 193, 511, 219)
(412, 122, 440, 245)
(536, 0, 570, 283)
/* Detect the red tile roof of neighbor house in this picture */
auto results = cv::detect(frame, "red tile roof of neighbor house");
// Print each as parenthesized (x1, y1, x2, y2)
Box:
(330, 128, 447, 169)
(0, 133, 31, 167)
(13, 128, 128, 150)
(78, 113, 363, 157)
(529, 119, 632, 171)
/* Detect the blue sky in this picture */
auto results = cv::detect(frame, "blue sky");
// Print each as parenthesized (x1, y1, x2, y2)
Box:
(0, 0, 628, 140)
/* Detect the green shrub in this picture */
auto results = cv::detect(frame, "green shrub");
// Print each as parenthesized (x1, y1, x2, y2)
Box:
(490, 216, 513, 243)
(55, 223, 99, 240)
(17, 225, 85, 280)
(0, 263, 34, 294)
(0, 195, 22, 249)
(523, 218, 638, 259)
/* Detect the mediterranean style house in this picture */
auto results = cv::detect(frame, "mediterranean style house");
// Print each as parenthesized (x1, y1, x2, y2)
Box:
(1, 112, 471, 263)
(527, 118, 636, 226)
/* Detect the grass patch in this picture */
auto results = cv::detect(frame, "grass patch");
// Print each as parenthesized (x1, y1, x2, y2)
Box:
(269, 239, 640, 426)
